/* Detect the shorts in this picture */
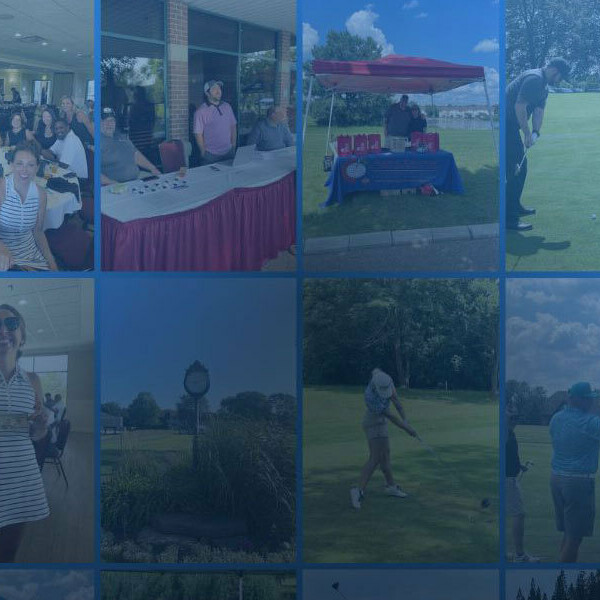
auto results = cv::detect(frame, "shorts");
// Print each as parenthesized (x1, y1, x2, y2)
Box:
(362, 410, 388, 440)
(505, 477, 525, 517)
(551, 473, 595, 538)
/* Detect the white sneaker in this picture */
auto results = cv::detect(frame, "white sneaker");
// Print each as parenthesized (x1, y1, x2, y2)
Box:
(514, 552, 540, 563)
(385, 484, 408, 498)
(350, 487, 363, 509)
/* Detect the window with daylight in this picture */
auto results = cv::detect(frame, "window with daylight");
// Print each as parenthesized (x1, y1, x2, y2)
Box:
(19, 354, 69, 403)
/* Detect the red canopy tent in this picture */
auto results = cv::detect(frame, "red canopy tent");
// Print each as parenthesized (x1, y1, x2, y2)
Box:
(304, 54, 496, 155)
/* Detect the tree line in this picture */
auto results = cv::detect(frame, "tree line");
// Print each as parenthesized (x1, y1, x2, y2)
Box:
(304, 279, 499, 391)
(101, 390, 295, 431)
(517, 571, 600, 600)
(506, 0, 600, 84)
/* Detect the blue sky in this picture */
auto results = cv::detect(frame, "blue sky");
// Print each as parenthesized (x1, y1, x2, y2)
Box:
(507, 279, 600, 395)
(303, 569, 498, 600)
(100, 279, 296, 410)
(303, 0, 500, 103)
(0, 571, 93, 600)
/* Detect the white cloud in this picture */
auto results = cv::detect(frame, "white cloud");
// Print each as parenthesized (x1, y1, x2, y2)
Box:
(345, 6, 394, 55)
(303, 22, 319, 60)
(473, 38, 499, 53)
(402, 0, 419, 8)
(415, 12, 428, 18)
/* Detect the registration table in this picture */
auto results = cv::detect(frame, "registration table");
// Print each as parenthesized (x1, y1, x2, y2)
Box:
(324, 149, 464, 206)
(1, 146, 82, 230)
(101, 146, 296, 271)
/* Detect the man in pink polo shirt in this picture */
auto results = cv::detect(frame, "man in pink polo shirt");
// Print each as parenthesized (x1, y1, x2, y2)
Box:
(193, 80, 237, 165)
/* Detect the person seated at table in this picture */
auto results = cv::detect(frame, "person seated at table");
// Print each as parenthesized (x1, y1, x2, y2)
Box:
(2, 112, 34, 148)
(42, 118, 88, 180)
(193, 80, 237, 165)
(34, 108, 57, 151)
(246, 106, 294, 151)
(408, 103, 428, 135)
(385, 94, 411, 139)
(0, 142, 58, 271)
(59, 96, 94, 149)
(100, 108, 161, 185)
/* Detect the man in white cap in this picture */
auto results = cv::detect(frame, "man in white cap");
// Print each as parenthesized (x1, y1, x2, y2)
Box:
(193, 80, 237, 165)
(350, 368, 418, 509)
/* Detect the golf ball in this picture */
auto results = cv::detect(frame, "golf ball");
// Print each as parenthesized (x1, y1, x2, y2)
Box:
(592, 214, 597, 220)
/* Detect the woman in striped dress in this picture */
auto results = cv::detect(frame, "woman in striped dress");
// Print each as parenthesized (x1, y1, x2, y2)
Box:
(0, 304, 50, 562)
(0, 142, 58, 271)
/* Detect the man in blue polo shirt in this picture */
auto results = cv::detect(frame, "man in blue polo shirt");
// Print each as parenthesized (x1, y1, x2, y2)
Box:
(550, 381, 600, 562)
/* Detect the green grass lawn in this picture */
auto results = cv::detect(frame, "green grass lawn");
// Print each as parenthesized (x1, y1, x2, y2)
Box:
(507, 93, 600, 271)
(509, 424, 600, 562)
(302, 124, 498, 238)
(101, 429, 192, 478)
(303, 387, 499, 563)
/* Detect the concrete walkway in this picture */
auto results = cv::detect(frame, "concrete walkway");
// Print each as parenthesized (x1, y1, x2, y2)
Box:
(303, 223, 499, 272)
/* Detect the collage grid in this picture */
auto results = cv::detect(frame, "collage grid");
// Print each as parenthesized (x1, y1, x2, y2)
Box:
(1, 0, 598, 597)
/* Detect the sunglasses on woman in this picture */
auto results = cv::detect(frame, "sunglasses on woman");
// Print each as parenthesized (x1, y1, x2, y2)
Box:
(0, 317, 20, 331)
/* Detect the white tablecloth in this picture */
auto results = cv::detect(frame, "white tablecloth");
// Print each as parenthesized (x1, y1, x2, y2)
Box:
(101, 146, 296, 224)
(1, 146, 82, 230)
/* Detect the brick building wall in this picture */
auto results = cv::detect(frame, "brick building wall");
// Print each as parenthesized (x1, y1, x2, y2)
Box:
(275, 31, 291, 108)
(166, 0, 189, 141)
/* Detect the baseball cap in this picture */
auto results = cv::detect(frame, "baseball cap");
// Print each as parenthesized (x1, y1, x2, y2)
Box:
(204, 80, 223, 94)
(101, 107, 116, 120)
(547, 57, 571, 82)
(568, 381, 599, 399)
(372, 369, 394, 399)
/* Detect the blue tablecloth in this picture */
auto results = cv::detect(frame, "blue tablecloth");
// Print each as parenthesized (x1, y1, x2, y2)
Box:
(323, 149, 464, 206)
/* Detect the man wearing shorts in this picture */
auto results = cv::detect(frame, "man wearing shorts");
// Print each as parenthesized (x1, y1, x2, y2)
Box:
(506, 404, 538, 561)
(350, 368, 417, 509)
(550, 381, 600, 562)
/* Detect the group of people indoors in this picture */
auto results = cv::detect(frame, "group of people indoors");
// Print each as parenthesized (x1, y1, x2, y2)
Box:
(100, 79, 294, 185)
(0, 96, 94, 271)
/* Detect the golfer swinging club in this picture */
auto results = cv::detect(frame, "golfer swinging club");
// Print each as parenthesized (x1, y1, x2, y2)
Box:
(550, 382, 600, 562)
(506, 57, 570, 231)
(350, 368, 418, 510)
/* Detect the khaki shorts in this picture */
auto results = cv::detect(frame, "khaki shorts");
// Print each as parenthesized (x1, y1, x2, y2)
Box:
(505, 477, 525, 516)
(551, 473, 595, 538)
(362, 410, 388, 440)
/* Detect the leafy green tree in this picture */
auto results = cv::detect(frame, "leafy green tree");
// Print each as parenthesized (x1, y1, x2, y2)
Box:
(101, 401, 123, 417)
(307, 30, 390, 127)
(219, 391, 272, 420)
(127, 392, 160, 429)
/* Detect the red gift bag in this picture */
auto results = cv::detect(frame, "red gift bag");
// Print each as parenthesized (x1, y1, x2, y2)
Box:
(368, 133, 381, 153)
(353, 134, 369, 155)
(337, 135, 352, 156)
(411, 132, 439, 152)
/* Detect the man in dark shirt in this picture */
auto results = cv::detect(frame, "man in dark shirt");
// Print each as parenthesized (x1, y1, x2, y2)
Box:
(385, 94, 411, 139)
(506, 403, 538, 561)
(505, 57, 570, 231)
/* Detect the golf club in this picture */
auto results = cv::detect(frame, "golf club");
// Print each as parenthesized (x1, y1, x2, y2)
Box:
(416, 434, 491, 510)
(517, 460, 534, 482)
(332, 582, 350, 600)
(515, 132, 539, 176)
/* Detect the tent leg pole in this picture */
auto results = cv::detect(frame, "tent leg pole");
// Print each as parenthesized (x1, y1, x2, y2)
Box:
(326, 91, 335, 155)
(303, 75, 314, 143)
(483, 77, 498, 158)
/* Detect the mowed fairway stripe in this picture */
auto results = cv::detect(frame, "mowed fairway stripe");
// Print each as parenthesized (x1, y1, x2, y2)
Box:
(303, 387, 499, 562)
(507, 93, 600, 271)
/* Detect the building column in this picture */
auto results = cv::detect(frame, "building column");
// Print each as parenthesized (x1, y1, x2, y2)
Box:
(166, 0, 189, 141)
(275, 31, 291, 109)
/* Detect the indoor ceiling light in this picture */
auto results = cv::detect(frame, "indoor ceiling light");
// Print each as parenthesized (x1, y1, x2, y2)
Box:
(14, 32, 22, 37)
(17, 299, 27, 306)
(42, 41, 48, 46)
(37, 329, 44, 334)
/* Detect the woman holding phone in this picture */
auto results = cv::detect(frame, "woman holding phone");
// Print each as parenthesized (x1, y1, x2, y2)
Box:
(0, 304, 49, 562)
